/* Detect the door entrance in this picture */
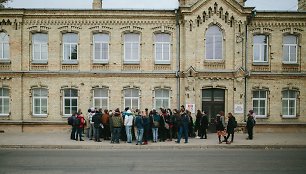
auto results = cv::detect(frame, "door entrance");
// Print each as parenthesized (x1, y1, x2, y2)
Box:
(202, 88, 225, 133)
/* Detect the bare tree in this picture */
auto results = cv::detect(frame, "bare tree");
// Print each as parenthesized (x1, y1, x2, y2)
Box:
(0, 0, 12, 8)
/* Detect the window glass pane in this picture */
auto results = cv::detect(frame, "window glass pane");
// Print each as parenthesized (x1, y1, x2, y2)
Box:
(131, 89, 139, 97)
(94, 99, 101, 108)
(132, 98, 138, 109)
(63, 33, 78, 42)
(289, 90, 296, 98)
(156, 99, 162, 109)
(71, 44, 78, 60)
(253, 100, 258, 108)
(259, 91, 266, 98)
(0, 32, 9, 42)
(94, 33, 109, 42)
(214, 90, 224, 101)
(283, 46, 289, 62)
(284, 35, 297, 44)
(125, 99, 131, 108)
(63, 44, 70, 60)
(254, 35, 266, 44)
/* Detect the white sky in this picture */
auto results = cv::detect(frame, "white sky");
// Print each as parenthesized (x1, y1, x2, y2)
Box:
(5, 0, 298, 11)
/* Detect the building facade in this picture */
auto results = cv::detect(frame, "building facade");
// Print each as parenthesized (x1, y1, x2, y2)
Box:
(0, 0, 306, 133)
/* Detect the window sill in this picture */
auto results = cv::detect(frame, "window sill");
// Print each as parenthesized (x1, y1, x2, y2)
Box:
(281, 116, 298, 119)
(61, 60, 78, 65)
(204, 60, 224, 63)
(123, 61, 140, 65)
(31, 60, 48, 65)
(32, 115, 48, 118)
(252, 62, 269, 66)
(155, 61, 171, 65)
(0, 59, 11, 64)
(282, 62, 299, 66)
(93, 60, 109, 65)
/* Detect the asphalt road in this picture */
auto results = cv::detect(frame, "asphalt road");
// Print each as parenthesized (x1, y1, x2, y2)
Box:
(0, 148, 305, 174)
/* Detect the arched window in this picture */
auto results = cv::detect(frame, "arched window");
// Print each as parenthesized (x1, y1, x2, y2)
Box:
(63, 33, 78, 62)
(155, 33, 171, 64)
(205, 25, 223, 60)
(63, 88, 78, 116)
(0, 87, 9, 116)
(93, 33, 109, 63)
(32, 88, 48, 116)
(154, 89, 170, 109)
(32, 33, 48, 62)
(0, 32, 9, 60)
(124, 88, 139, 110)
(93, 88, 109, 110)
(124, 33, 140, 64)
(283, 35, 297, 64)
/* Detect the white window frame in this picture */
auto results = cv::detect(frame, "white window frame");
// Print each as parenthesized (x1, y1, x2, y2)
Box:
(0, 32, 10, 61)
(124, 33, 140, 64)
(0, 88, 10, 116)
(32, 33, 48, 63)
(154, 89, 170, 109)
(253, 35, 269, 63)
(124, 88, 139, 110)
(283, 35, 298, 64)
(93, 88, 109, 110)
(63, 89, 78, 117)
(205, 25, 223, 60)
(32, 88, 48, 117)
(62, 33, 78, 63)
(93, 33, 109, 64)
(252, 90, 267, 118)
(282, 90, 297, 118)
(155, 33, 171, 64)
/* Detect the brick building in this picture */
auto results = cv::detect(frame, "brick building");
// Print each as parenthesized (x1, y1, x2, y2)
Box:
(0, 0, 305, 133)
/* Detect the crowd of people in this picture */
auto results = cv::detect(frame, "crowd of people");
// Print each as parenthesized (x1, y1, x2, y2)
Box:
(68, 106, 256, 145)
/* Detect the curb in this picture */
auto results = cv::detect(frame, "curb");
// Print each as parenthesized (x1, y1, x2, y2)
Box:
(1, 144, 306, 150)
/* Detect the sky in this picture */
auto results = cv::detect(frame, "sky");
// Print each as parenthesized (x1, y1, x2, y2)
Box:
(5, 0, 299, 11)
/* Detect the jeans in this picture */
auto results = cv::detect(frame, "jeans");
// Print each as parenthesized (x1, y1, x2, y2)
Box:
(125, 126, 132, 143)
(70, 126, 76, 140)
(136, 128, 144, 144)
(112, 127, 121, 143)
(76, 127, 83, 140)
(94, 127, 100, 141)
(152, 128, 159, 142)
(177, 124, 188, 143)
(89, 123, 94, 139)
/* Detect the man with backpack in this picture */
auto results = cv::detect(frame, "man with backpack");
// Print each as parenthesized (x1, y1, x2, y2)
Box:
(75, 109, 85, 141)
(92, 108, 102, 142)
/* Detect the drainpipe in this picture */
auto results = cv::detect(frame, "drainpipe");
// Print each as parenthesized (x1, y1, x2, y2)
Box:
(175, 9, 181, 109)
(244, 23, 248, 122)
(244, 10, 255, 121)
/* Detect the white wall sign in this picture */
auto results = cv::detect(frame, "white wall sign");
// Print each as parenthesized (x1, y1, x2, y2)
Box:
(186, 104, 196, 114)
(234, 104, 244, 114)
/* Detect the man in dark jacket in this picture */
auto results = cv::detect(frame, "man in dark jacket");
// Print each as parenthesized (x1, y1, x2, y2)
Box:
(92, 108, 102, 142)
(226, 112, 236, 144)
(200, 111, 209, 139)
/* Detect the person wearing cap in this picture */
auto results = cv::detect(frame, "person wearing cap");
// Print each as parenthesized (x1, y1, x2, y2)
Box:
(124, 109, 134, 143)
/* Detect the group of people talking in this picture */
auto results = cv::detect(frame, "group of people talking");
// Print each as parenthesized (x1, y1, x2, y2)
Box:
(68, 106, 256, 145)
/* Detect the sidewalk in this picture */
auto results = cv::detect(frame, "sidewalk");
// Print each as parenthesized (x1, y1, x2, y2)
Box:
(1, 132, 306, 149)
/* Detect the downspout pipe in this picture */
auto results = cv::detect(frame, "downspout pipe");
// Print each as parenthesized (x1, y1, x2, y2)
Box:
(244, 10, 256, 121)
(175, 9, 181, 110)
